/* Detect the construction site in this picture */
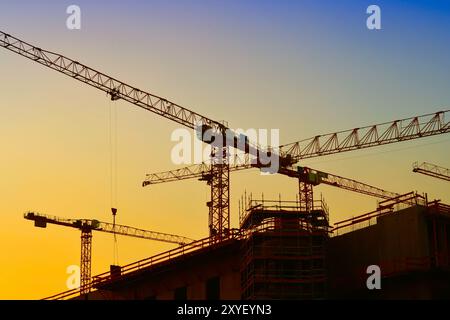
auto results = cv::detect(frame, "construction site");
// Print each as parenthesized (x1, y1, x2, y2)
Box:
(1, 3, 450, 301)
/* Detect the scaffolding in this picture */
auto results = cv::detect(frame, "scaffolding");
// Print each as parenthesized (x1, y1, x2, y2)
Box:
(239, 195, 329, 299)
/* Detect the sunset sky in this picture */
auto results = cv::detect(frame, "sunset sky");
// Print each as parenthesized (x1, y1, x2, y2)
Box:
(1, 0, 449, 299)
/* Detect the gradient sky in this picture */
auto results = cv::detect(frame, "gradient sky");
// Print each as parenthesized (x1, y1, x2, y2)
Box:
(1, 0, 449, 299)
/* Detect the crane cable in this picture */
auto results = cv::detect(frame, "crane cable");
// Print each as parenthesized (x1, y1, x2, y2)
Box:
(109, 99, 119, 265)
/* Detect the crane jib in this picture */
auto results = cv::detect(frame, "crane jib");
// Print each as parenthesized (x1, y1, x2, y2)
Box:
(0, 30, 221, 131)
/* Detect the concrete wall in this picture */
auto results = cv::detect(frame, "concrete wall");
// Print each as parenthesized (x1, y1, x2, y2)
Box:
(86, 240, 242, 300)
(328, 206, 433, 298)
(80, 206, 450, 300)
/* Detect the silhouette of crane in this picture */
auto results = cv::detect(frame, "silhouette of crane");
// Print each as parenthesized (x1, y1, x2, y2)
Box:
(0, 30, 281, 241)
(413, 162, 450, 182)
(24, 212, 194, 295)
(144, 164, 400, 200)
(144, 111, 450, 214)
(1, 31, 449, 238)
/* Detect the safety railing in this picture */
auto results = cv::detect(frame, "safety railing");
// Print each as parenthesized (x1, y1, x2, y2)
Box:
(239, 195, 330, 228)
(332, 192, 426, 236)
(92, 230, 241, 286)
(42, 287, 84, 301)
(427, 200, 450, 216)
(43, 230, 242, 300)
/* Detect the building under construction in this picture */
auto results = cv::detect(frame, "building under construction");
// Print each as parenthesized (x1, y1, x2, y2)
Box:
(41, 191, 450, 300)
(1, 31, 449, 300)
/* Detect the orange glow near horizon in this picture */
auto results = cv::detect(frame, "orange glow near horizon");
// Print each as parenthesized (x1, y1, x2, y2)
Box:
(1, 1, 449, 299)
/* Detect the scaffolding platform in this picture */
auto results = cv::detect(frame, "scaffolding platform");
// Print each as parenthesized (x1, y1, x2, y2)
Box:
(239, 196, 329, 299)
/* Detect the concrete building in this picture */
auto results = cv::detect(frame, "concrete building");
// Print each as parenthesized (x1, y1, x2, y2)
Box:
(328, 196, 450, 299)
(49, 192, 450, 300)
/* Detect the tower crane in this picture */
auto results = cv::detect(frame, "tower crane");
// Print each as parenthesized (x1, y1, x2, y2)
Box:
(24, 211, 195, 295)
(143, 110, 450, 215)
(1, 31, 449, 237)
(0, 30, 279, 241)
(413, 162, 450, 182)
